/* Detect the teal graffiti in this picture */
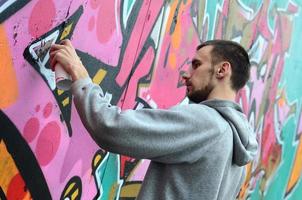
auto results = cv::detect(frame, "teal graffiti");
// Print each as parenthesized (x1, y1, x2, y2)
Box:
(94, 153, 124, 200)
(237, 0, 262, 15)
(123, 0, 137, 28)
(203, 0, 224, 39)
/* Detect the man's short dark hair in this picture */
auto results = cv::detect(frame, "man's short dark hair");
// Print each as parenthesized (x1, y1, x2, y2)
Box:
(197, 40, 251, 91)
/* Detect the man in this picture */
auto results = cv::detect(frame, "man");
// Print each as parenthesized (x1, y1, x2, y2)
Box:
(50, 39, 258, 199)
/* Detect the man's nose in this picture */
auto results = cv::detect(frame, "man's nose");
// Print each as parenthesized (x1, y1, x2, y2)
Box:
(182, 71, 190, 80)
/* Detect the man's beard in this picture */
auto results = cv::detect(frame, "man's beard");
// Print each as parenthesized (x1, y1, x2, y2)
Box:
(187, 83, 214, 103)
(187, 67, 215, 103)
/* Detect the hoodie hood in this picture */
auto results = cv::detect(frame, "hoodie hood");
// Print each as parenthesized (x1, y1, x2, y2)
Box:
(201, 99, 258, 166)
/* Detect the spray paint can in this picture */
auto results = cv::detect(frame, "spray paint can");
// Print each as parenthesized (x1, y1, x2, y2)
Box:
(55, 63, 72, 90)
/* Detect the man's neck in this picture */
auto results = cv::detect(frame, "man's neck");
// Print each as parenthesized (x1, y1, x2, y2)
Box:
(207, 86, 236, 101)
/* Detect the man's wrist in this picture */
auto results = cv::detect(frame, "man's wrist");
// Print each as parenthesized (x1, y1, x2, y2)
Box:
(71, 64, 89, 81)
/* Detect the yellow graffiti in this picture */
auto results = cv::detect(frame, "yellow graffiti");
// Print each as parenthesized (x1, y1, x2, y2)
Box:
(71, 188, 79, 200)
(57, 89, 64, 95)
(62, 97, 70, 107)
(63, 181, 80, 200)
(92, 68, 107, 85)
(60, 23, 73, 40)
(93, 154, 102, 168)
(120, 183, 141, 198)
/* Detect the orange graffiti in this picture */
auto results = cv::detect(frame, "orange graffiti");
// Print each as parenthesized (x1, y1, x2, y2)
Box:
(0, 141, 18, 193)
(0, 141, 31, 199)
(0, 25, 18, 108)
(167, 0, 192, 50)
(168, 53, 177, 69)
(286, 136, 302, 194)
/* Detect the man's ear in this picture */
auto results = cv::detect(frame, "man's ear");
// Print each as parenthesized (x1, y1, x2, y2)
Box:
(216, 62, 231, 79)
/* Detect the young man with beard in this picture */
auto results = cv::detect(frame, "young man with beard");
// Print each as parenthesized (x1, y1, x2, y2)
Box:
(50, 39, 258, 199)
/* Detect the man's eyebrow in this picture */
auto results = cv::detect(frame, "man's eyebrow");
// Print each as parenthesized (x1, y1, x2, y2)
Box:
(191, 59, 200, 64)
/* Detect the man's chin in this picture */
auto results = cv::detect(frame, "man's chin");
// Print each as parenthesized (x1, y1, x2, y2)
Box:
(187, 91, 209, 103)
(187, 95, 203, 103)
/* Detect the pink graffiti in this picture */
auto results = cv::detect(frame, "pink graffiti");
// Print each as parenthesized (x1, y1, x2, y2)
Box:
(116, 0, 164, 87)
(28, 0, 56, 38)
(95, 0, 116, 43)
(23, 117, 40, 143)
(72, 0, 122, 66)
(35, 121, 61, 166)
(119, 46, 155, 109)
(144, 1, 200, 108)
(22, 102, 61, 166)
(43, 102, 53, 118)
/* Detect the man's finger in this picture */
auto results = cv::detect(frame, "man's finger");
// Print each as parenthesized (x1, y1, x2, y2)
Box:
(50, 44, 64, 51)
(49, 50, 58, 58)
(50, 52, 63, 71)
(60, 39, 73, 47)
(50, 53, 58, 71)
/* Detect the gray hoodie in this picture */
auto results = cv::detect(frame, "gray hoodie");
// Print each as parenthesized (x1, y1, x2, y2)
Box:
(71, 78, 258, 200)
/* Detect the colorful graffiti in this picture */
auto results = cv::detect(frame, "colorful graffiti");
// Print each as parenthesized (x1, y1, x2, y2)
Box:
(1, 0, 302, 199)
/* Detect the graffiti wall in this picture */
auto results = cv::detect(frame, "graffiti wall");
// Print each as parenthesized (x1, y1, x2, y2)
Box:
(1, 0, 302, 199)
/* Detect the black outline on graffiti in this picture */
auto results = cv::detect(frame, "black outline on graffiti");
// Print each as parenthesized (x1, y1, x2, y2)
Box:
(0, 111, 52, 199)
(0, 0, 30, 23)
(60, 176, 82, 200)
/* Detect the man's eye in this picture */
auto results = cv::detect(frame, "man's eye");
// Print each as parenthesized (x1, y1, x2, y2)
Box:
(192, 62, 201, 69)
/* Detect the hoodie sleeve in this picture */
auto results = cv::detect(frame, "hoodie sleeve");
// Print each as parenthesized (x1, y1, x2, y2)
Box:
(71, 78, 226, 164)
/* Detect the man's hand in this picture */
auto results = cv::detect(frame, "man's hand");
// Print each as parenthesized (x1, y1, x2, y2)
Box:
(50, 39, 89, 81)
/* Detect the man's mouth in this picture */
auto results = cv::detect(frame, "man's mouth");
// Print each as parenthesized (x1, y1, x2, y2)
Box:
(185, 80, 192, 92)
(186, 85, 192, 93)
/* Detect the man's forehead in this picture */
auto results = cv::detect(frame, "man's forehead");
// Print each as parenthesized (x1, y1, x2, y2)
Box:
(193, 45, 213, 61)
